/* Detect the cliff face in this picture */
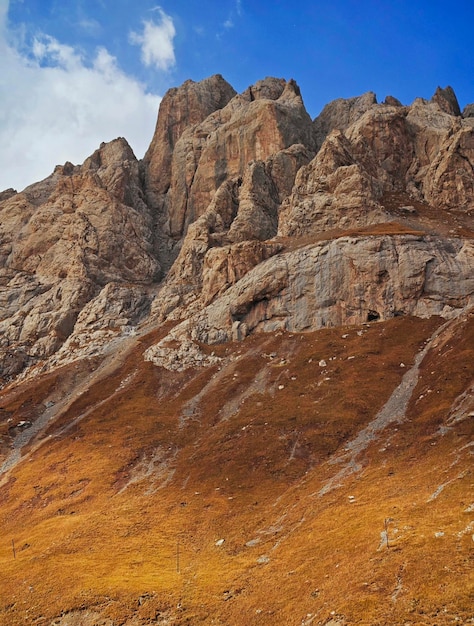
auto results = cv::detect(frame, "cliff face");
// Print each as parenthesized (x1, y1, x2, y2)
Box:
(0, 76, 473, 384)
(143, 76, 314, 251)
(0, 138, 159, 380)
(0, 77, 473, 626)
(145, 234, 473, 370)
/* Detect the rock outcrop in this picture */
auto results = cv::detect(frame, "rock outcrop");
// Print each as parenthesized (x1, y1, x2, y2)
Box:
(0, 138, 158, 380)
(1, 75, 473, 626)
(280, 89, 474, 237)
(0, 76, 473, 383)
(143, 76, 315, 245)
(431, 85, 462, 117)
(149, 141, 312, 322)
(145, 235, 473, 370)
(278, 130, 387, 237)
(312, 91, 377, 150)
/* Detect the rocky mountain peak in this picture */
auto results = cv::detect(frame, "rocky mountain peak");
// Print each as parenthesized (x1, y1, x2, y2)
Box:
(431, 85, 462, 116)
(241, 76, 304, 105)
(0, 187, 17, 201)
(0, 75, 473, 626)
(383, 94, 403, 107)
(463, 102, 474, 118)
(312, 90, 378, 150)
(0, 75, 472, 384)
(141, 74, 236, 204)
(243, 76, 287, 101)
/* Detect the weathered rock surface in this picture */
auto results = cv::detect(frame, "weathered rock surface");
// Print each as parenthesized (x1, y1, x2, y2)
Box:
(145, 235, 474, 369)
(383, 95, 403, 107)
(0, 188, 17, 202)
(146, 77, 315, 244)
(0, 138, 158, 381)
(1, 75, 474, 626)
(278, 130, 387, 236)
(201, 240, 284, 306)
(431, 85, 462, 117)
(0, 76, 473, 382)
(149, 141, 311, 322)
(1, 138, 158, 283)
(280, 89, 474, 237)
(313, 91, 377, 150)
(142, 74, 237, 201)
(141, 75, 237, 269)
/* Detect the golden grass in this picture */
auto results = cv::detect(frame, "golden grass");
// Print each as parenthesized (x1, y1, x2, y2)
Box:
(0, 315, 473, 625)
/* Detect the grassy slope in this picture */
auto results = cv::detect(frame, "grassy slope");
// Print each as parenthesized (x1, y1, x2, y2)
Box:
(0, 312, 472, 625)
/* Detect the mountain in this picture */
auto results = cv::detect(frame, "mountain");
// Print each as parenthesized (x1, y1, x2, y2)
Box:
(0, 76, 473, 625)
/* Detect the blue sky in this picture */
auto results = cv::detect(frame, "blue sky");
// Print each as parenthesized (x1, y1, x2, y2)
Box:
(1, 0, 473, 191)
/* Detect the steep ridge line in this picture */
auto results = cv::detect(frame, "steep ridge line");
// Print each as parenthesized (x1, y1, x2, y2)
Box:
(1, 77, 473, 388)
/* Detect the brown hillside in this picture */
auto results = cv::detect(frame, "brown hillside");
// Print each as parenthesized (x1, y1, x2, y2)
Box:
(0, 76, 473, 624)
(0, 313, 473, 625)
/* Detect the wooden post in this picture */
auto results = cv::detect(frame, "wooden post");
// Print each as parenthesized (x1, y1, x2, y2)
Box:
(384, 518, 390, 549)
(11, 539, 16, 559)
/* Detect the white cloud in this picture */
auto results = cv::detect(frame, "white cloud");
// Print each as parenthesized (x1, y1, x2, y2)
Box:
(0, 2, 163, 192)
(129, 7, 176, 72)
(222, 1, 242, 31)
(78, 18, 102, 37)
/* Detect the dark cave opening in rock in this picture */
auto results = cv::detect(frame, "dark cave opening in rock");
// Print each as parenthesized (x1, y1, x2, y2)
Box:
(367, 310, 380, 322)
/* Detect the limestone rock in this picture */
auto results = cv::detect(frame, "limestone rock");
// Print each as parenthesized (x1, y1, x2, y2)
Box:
(278, 130, 387, 237)
(45, 283, 153, 367)
(148, 178, 240, 322)
(422, 126, 474, 210)
(147, 235, 473, 370)
(313, 91, 377, 150)
(142, 74, 237, 201)
(405, 98, 458, 173)
(0, 188, 17, 202)
(150, 141, 311, 322)
(144, 335, 221, 372)
(345, 90, 473, 212)
(0, 274, 93, 379)
(383, 95, 403, 107)
(431, 86, 462, 117)
(227, 160, 280, 243)
(153, 77, 315, 240)
(463, 103, 474, 118)
(207, 235, 473, 337)
(1, 75, 473, 384)
(1, 138, 158, 283)
(0, 138, 159, 383)
(242, 76, 289, 101)
(281, 93, 474, 238)
(345, 106, 416, 187)
(202, 240, 283, 305)
(228, 144, 313, 243)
